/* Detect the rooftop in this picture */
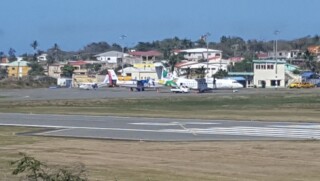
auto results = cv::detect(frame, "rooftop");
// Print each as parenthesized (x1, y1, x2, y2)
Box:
(129, 50, 162, 57)
(253, 59, 286, 64)
(178, 48, 222, 53)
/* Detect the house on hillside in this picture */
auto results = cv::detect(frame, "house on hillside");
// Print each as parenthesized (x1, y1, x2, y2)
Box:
(94, 51, 130, 64)
(307, 45, 320, 55)
(175, 60, 229, 78)
(7, 60, 31, 78)
(173, 48, 227, 78)
(118, 66, 158, 81)
(128, 50, 162, 64)
(37, 53, 48, 62)
(175, 48, 222, 62)
(48, 61, 92, 78)
(228, 56, 245, 66)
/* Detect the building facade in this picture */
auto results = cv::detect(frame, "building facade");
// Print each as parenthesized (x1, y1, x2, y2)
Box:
(253, 59, 286, 88)
(7, 60, 31, 78)
(176, 48, 222, 62)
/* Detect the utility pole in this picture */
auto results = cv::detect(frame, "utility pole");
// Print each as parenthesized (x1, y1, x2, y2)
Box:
(120, 35, 127, 76)
(202, 32, 211, 77)
(274, 30, 280, 88)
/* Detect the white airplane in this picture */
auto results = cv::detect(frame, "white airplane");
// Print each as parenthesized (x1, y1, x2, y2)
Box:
(154, 63, 243, 91)
(175, 77, 243, 91)
(118, 79, 165, 91)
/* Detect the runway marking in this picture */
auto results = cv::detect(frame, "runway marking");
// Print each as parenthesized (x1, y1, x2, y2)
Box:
(39, 128, 73, 135)
(176, 123, 197, 136)
(2, 122, 320, 140)
(130, 122, 179, 126)
(130, 122, 219, 126)
(270, 125, 320, 129)
(162, 126, 320, 139)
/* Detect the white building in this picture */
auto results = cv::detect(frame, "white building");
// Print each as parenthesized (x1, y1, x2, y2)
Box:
(118, 67, 157, 80)
(176, 48, 222, 62)
(267, 50, 303, 60)
(94, 51, 130, 64)
(37, 53, 48, 62)
(175, 60, 229, 78)
(253, 59, 286, 88)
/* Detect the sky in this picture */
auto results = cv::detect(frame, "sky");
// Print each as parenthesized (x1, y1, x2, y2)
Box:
(0, 0, 319, 55)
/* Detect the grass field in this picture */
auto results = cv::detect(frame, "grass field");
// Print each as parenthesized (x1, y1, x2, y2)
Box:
(1, 90, 320, 180)
(1, 127, 320, 181)
(0, 90, 319, 122)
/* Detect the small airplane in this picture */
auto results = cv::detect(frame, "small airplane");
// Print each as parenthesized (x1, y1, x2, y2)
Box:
(118, 79, 165, 92)
(78, 69, 118, 90)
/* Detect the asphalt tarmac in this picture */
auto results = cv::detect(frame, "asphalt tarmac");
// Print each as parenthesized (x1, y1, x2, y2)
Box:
(0, 113, 320, 141)
(0, 86, 313, 101)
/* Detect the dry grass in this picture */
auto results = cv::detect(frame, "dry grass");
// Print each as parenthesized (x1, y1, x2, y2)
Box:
(1, 90, 320, 180)
(1, 127, 320, 181)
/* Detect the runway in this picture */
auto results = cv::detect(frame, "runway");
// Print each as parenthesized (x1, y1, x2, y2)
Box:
(0, 113, 320, 141)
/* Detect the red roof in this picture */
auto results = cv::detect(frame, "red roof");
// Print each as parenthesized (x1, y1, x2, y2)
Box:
(228, 57, 244, 62)
(256, 53, 268, 59)
(69, 60, 87, 66)
(129, 50, 162, 57)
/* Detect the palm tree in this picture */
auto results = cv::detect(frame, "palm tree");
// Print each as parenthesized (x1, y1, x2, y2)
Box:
(30, 40, 38, 61)
(31, 40, 38, 52)
(53, 43, 60, 62)
(8, 48, 16, 62)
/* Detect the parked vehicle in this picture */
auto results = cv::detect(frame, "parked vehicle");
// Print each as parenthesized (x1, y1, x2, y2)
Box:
(170, 85, 189, 93)
(288, 82, 302, 88)
(300, 82, 315, 88)
(289, 82, 315, 88)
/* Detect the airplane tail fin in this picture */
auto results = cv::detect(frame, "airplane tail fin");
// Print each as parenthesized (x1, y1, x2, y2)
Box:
(107, 69, 118, 86)
(155, 63, 173, 85)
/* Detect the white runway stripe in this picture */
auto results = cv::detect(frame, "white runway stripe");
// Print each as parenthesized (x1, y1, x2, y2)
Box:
(162, 126, 320, 139)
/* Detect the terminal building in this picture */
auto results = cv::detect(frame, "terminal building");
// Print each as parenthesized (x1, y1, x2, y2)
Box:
(253, 59, 286, 88)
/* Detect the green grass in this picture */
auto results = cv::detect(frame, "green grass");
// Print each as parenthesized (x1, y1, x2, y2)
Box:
(0, 93, 319, 121)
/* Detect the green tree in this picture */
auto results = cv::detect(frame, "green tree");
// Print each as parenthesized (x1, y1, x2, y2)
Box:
(214, 69, 228, 79)
(53, 43, 60, 61)
(0, 68, 7, 78)
(168, 53, 184, 73)
(11, 153, 47, 180)
(11, 152, 87, 181)
(231, 59, 253, 72)
(195, 66, 206, 78)
(111, 43, 122, 51)
(8, 48, 17, 62)
(28, 62, 45, 76)
(86, 63, 102, 74)
(304, 50, 317, 72)
(31, 40, 39, 61)
(61, 64, 75, 78)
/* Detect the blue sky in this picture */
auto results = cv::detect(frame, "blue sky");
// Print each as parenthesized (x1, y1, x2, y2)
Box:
(0, 0, 319, 55)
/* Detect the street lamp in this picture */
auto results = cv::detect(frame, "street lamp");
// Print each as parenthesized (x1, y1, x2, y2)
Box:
(120, 35, 127, 76)
(274, 30, 279, 88)
(202, 32, 211, 77)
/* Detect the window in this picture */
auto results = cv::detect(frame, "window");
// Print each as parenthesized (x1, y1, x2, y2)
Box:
(267, 64, 274, 69)
(261, 65, 266, 69)
(256, 65, 260, 69)
(12, 67, 15, 70)
(107, 58, 110, 60)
